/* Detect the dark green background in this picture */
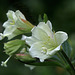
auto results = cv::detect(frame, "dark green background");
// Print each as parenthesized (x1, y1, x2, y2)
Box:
(0, 0, 75, 75)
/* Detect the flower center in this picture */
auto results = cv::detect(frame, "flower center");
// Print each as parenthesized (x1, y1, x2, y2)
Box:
(10, 20, 15, 25)
(41, 47, 47, 54)
(41, 36, 58, 54)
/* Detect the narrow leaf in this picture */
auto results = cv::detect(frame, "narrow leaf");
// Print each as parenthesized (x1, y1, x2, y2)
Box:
(62, 40, 72, 58)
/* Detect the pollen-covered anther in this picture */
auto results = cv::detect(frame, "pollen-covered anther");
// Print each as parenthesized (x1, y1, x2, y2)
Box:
(48, 36, 50, 38)
(10, 20, 15, 25)
(41, 47, 47, 54)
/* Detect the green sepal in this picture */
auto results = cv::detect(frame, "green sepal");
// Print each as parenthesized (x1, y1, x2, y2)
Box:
(4, 39, 25, 55)
(16, 19, 34, 33)
(43, 13, 48, 23)
(38, 13, 48, 23)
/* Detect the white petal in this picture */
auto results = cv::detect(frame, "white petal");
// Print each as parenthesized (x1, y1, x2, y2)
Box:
(3, 25, 23, 40)
(3, 10, 17, 28)
(21, 35, 27, 40)
(29, 42, 50, 62)
(15, 10, 26, 20)
(3, 25, 16, 36)
(47, 45, 61, 55)
(0, 33, 4, 40)
(55, 31, 68, 45)
(31, 26, 49, 41)
(7, 10, 17, 21)
(3, 21, 11, 28)
(26, 36, 39, 46)
(37, 21, 53, 37)
(46, 20, 52, 30)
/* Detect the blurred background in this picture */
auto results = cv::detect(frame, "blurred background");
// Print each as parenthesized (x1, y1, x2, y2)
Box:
(0, 0, 75, 75)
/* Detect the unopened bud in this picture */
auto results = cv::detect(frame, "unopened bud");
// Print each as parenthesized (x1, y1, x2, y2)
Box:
(16, 53, 36, 63)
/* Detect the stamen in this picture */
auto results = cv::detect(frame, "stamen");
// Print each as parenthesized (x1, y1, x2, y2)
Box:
(41, 47, 47, 54)
(10, 20, 15, 25)
(1, 56, 11, 67)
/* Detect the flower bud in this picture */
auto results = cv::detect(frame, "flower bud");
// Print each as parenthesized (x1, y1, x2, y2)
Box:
(4, 39, 25, 55)
(16, 53, 36, 63)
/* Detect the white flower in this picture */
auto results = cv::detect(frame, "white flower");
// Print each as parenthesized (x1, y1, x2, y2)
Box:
(3, 10, 34, 40)
(26, 20, 68, 62)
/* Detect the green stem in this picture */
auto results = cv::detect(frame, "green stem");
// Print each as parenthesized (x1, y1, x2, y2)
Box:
(56, 53, 66, 66)
(61, 50, 75, 75)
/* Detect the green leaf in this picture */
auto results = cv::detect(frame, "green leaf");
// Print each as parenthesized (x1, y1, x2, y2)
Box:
(43, 13, 48, 23)
(4, 39, 25, 55)
(62, 40, 72, 58)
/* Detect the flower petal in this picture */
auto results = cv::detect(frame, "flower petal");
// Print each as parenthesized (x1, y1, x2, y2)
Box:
(3, 10, 17, 28)
(37, 21, 53, 37)
(7, 10, 17, 21)
(47, 45, 61, 55)
(21, 35, 27, 40)
(3, 26, 23, 40)
(31, 26, 49, 41)
(15, 10, 26, 20)
(29, 42, 50, 62)
(3, 25, 16, 36)
(26, 36, 39, 46)
(55, 31, 68, 45)
(3, 21, 11, 28)
(0, 33, 4, 40)
(46, 20, 52, 30)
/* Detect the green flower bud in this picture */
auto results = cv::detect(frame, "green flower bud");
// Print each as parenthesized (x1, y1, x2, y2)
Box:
(16, 53, 36, 63)
(4, 39, 25, 55)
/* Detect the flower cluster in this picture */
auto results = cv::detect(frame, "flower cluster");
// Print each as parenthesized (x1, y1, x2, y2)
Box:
(0, 10, 68, 68)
